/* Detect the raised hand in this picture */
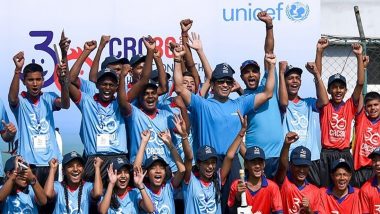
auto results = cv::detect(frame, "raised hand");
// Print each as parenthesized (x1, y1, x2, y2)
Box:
(173, 114, 187, 137)
(302, 196, 310, 210)
(172, 44, 186, 58)
(57, 63, 68, 79)
(317, 38, 329, 51)
(305, 62, 318, 76)
(231, 81, 242, 93)
(153, 49, 162, 59)
(237, 111, 247, 132)
(93, 157, 104, 168)
(237, 180, 247, 194)
(363, 55, 370, 69)
(284, 132, 299, 145)
(140, 130, 151, 143)
(107, 163, 117, 184)
(13, 51, 25, 71)
(180, 19, 193, 33)
(2, 120, 16, 138)
(257, 11, 273, 25)
(100, 35, 111, 47)
(49, 158, 59, 169)
(84, 40, 97, 51)
(352, 43, 363, 56)
(187, 32, 203, 51)
(59, 31, 71, 56)
(133, 165, 146, 189)
(157, 129, 173, 147)
(279, 61, 288, 75)
(265, 53, 276, 65)
(143, 35, 156, 52)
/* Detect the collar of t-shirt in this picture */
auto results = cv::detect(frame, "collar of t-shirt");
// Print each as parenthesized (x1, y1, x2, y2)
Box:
(287, 171, 308, 190)
(140, 107, 159, 119)
(194, 171, 212, 187)
(117, 187, 133, 199)
(371, 176, 380, 193)
(291, 96, 301, 104)
(93, 93, 114, 107)
(326, 184, 354, 203)
(246, 175, 268, 196)
(330, 99, 346, 111)
(21, 91, 42, 104)
(63, 181, 87, 193)
(145, 181, 167, 195)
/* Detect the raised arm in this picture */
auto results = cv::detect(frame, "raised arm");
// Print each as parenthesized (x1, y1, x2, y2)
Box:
(125, 36, 155, 102)
(253, 53, 276, 110)
(118, 65, 132, 117)
(0, 156, 20, 202)
(173, 45, 192, 105)
(305, 62, 329, 109)
(257, 11, 274, 70)
(133, 130, 151, 168)
(278, 61, 289, 111)
(69, 40, 97, 87)
(315, 38, 328, 75)
(44, 158, 58, 200)
(92, 157, 104, 200)
(98, 164, 116, 214)
(134, 166, 155, 213)
(178, 113, 194, 182)
(274, 132, 299, 185)
(159, 124, 185, 188)
(89, 35, 110, 83)
(153, 50, 168, 95)
(1, 120, 16, 142)
(357, 56, 370, 112)
(351, 43, 365, 106)
(220, 112, 246, 184)
(9, 52, 25, 107)
(25, 164, 47, 205)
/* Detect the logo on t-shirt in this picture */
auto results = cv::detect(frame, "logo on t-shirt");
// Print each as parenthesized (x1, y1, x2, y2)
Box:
(375, 204, 380, 212)
(361, 127, 380, 157)
(329, 113, 346, 139)
(288, 197, 303, 213)
(290, 111, 308, 141)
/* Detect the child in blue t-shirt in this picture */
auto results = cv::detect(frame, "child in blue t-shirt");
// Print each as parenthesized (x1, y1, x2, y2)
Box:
(0, 156, 47, 213)
(44, 151, 103, 213)
(98, 158, 154, 214)
(134, 126, 186, 214)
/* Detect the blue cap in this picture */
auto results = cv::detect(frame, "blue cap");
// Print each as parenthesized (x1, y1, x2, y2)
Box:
(97, 68, 118, 82)
(328, 73, 347, 88)
(211, 63, 235, 80)
(144, 154, 168, 169)
(101, 56, 129, 69)
(331, 158, 352, 173)
(4, 156, 18, 173)
(290, 146, 311, 166)
(284, 65, 303, 77)
(369, 147, 380, 159)
(130, 54, 146, 67)
(244, 146, 265, 160)
(240, 60, 260, 72)
(196, 145, 218, 161)
(112, 157, 131, 171)
(62, 151, 84, 166)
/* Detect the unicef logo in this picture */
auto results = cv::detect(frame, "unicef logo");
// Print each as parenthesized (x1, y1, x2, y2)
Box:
(286, 2, 310, 22)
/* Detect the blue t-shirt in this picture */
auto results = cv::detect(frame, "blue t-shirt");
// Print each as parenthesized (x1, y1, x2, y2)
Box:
(183, 172, 221, 214)
(106, 188, 142, 214)
(0, 99, 10, 177)
(53, 181, 93, 214)
(188, 93, 255, 154)
(0, 185, 38, 214)
(127, 105, 177, 171)
(77, 93, 128, 156)
(282, 98, 321, 161)
(79, 78, 97, 96)
(142, 182, 175, 214)
(10, 92, 62, 166)
(244, 70, 283, 158)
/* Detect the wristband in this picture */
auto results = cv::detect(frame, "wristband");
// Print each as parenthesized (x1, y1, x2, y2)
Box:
(174, 59, 182, 63)
(138, 186, 145, 191)
(181, 33, 189, 37)
(30, 177, 37, 185)
(313, 76, 322, 83)
(181, 135, 189, 140)
(266, 25, 273, 30)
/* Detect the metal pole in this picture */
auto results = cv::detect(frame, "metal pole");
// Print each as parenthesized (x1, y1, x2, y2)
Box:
(354, 6, 367, 94)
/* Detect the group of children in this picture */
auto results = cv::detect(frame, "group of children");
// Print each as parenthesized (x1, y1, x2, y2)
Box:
(0, 13, 380, 214)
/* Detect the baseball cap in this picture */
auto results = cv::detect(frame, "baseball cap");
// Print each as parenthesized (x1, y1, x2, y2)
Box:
(150, 69, 171, 81)
(62, 151, 85, 166)
(328, 73, 347, 88)
(284, 65, 303, 77)
(290, 146, 311, 166)
(144, 154, 168, 169)
(97, 68, 118, 82)
(112, 157, 131, 171)
(369, 147, 380, 159)
(196, 145, 218, 161)
(101, 56, 130, 69)
(240, 60, 260, 72)
(244, 146, 265, 160)
(331, 158, 352, 173)
(4, 156, 18, 173)
(130, 54, 146, 67)
(212, 63, 235, 80)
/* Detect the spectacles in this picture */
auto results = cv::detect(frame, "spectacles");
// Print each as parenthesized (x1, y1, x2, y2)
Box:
(215, 79, 234, 85)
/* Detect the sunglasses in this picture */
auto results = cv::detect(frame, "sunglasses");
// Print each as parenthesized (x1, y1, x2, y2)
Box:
(215, 79, 234, 85)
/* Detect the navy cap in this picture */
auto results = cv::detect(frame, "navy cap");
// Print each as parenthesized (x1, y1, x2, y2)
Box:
(112, 157, 131, 171)
(331, 158, 352, 173)
(130, 54, 146, 67)
(4, 156, 17, 173)
(290, 146, 311, 166)
(97, 68, 118, 82)
(144, 154, 168, 169)
(212, 63, 235, 80)
(369, 147, 380, 159)
(196, 145, 218, 161)
(328, 73, 347, 88)
(101, 56, 129, 69)
(284, 65, 303, 77)
(240, 60, 260, 72)
(244, 146, 265, 160)
(62, 151, 84, 166)
(150, 69, 171, 81)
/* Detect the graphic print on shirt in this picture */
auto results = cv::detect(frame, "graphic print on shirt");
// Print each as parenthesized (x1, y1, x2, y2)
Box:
(154, 200, 171, 214)
(198, 193, 217, 213)
(329, 113, 346, 140)
(145, 125, 165, 156)
(29, 112, 50, 152)
(288, 197, 306, 213)
(361, 127, 380, 157)
(96, 113, 119, 151)
(375, 204, 380, 212)
(11, 199, 33, 213)
(290, 111, 308, 141)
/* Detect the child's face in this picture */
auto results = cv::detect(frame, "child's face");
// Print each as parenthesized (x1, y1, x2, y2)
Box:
(96, 77, 118, 102)
(63, 160, 83, 185)
(365, 99, 380, 120)
(331, 168, 351, 191)
(7, 170, 28, 188)
(372, 155, 380, 176)
(289, 164, 310, 183)
(116, 167, 130, 190)
(285, 73, 302, 97)
(23, 71, 44, 97)
(328, 81, 347, 104)
(245, 159, 265, 178)
(197, 158, 217, 181)
(148, 162, 166, 187)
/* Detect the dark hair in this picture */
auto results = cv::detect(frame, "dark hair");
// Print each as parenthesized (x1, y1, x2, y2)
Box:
(62, 180, 83, 213)
(183, 71, 195, 79)
(23, 63, 44, 79)
(364, 91, 380, 104)
(194, 162, 221, 204)
(110, 166, 133, 210)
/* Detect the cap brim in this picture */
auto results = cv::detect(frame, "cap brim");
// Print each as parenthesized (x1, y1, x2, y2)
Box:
(331, 162, 352, 173)
(97, 72, 118, 82)
(241, 63, 260, 72)
(291, 159, 311, 166)
(285, 68, 303, 76)
(63, 157, 85, 166)
(145, 159, 168, 169)
(244, 155, 265, 161)
(328, 79, 346, 88)
(131, 56, 146, 67)
(197, 154, 218, 162)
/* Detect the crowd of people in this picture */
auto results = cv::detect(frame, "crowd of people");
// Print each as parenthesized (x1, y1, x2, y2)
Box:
(0, 12, 379, 214)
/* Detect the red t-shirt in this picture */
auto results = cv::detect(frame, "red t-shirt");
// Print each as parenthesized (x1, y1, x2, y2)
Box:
(360, 177, 380, 214)
(319, 186, 361, 214)
(353, 110, 380, 170)
(320, 98, 357, 150)
(228, 176, 283, 213)
(281, 176, 320, 214)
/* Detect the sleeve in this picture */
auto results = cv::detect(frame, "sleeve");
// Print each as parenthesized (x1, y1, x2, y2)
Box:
(134, 188, 143, 209)
(227, 180, 238, 208)
(0, 101, 9, 132)
(47, 92, 60, 111)
(188, 93, 204, 112)
(306, 98, 318, 112)
(80, 78, 97, 95)
(29, 186, 37, 204)
(77, 92, 89, 111)
(240, 94, 256, 115)
(359, 188, 370, 214)
(271, 182, 283, 212)
(53, 182, 61, 196)
(347, 97, 357, 115)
